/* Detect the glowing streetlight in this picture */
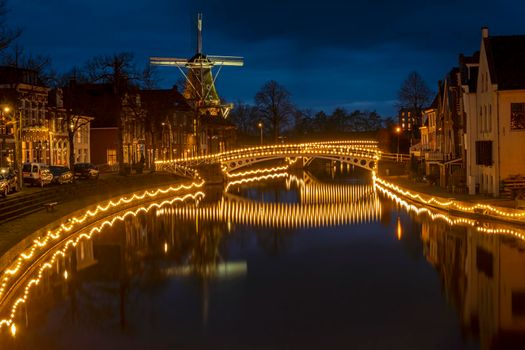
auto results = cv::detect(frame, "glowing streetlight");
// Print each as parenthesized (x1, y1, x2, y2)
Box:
(1, 106, 22, 189)
(257, 122, 263, 146)
(395, 126, 401, 162)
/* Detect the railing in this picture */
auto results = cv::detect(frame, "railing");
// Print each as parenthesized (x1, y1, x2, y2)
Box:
(156, 140, 381, 169)
(381, 153, 410, 162)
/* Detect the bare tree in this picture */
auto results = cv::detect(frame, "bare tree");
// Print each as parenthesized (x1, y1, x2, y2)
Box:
(255, 80, 295, 142)
(140, 64, 160, 90)
(1, 45, 56, 85)
(229, 100, 258, 135)
(0, 0, 21, 52)
(59, 85, 92, 181)
(398, 71, 432, 112)
(84, 52, 139, 174)
(397, 71, 432, 138)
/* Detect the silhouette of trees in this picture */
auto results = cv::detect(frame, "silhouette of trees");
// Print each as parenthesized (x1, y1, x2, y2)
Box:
(255, 80, 295, 142)
(0, 0, 20, 53)
(397, 71, 432, 114)
(397, 71, 433, 140)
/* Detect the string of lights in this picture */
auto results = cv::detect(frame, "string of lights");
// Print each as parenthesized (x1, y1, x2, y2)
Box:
(0, 181, 205, 305)
(374, 180, 525, 241)
(374, 175, 525, 219)
(0, 191, 205, 334)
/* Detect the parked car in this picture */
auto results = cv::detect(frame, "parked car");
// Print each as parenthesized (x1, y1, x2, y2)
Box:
(49, 166, 74, 184)
(0, 167, 18, 194)
(74, 163, 99, 179)
(0, 174, 9, 197)
(22, 162, 53, 187)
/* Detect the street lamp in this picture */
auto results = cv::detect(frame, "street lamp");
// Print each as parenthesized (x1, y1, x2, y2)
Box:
(395, 126, 401, 162)
(1, 106, 22, 189)
(257, 122, 263, 146)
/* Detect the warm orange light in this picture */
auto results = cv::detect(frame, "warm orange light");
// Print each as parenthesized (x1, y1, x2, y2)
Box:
(396, 216, 402, 240)
(396, 126, 401, 133)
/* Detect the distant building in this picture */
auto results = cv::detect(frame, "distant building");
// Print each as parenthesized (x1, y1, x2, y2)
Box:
(398, 108, 418, 132)
(139, 87, 194, 162)
(48, 88, 91, 166)
(418, 69, 464, 188)
(459, 52, 480, 195)
(463, 27, 525, 196)
(0, 66, 50, 165)
(67, 83, 145, 168)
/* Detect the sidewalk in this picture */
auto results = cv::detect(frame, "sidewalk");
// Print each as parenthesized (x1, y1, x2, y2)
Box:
(384, 175, 516, 208)
(0, 172, 182, 257)
(377, 175, 525, 225)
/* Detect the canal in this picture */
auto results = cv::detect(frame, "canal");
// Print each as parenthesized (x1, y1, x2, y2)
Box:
(1, 167, 524, 349)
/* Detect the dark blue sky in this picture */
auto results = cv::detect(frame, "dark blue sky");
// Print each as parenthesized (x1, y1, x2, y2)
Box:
(6, 0, 525, 116)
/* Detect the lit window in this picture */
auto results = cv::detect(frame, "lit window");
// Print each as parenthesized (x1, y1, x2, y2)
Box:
(107, 149, 117, 164)
(511, 103, 525, 130)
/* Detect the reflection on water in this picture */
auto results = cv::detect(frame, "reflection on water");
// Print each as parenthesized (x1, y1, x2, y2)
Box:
(1, 167, 525, 349)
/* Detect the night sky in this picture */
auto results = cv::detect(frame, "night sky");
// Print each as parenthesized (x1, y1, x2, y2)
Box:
(6, 0, 525, 117)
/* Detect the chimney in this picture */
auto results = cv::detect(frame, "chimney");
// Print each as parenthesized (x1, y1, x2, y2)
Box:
(481, 26, 489, 38)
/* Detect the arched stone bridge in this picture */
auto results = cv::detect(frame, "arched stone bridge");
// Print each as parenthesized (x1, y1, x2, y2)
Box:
(156, 140, 380, 178)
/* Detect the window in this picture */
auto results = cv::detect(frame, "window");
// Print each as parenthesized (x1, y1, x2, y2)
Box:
(107, 149, 117, 164)
(476, 141, 493, 166)
(511, 103, 525, 130)
(484, 105, 487, 132)
(488, 105, 492, 132)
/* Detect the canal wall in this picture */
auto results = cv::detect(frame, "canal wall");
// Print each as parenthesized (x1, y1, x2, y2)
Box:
(375, 175, 525, 226)
(0, 180, 204, 274)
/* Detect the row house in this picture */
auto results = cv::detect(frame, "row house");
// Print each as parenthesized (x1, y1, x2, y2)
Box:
(66, 83, 144, 169)
(82, 83, 196, 170)
(139, 87, 194, 163)
(463, 28, 525, 196)
(0, 66, 50, 166)
(0, 66, 92, 169)
(48, 89, 91, 166)
(419, 69, 464, 188)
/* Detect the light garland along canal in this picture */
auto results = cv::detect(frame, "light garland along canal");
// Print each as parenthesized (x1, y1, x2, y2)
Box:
(1, 167, 524, 349)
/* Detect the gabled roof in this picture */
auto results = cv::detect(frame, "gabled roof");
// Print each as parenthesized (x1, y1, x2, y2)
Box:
(484, 35, 525, 90)
(139, 87, 191, 112)
(0, 66, 46, 87)
(459, 52, 479, 92)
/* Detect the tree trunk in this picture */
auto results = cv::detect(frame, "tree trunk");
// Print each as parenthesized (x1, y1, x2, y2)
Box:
(68, 129, 76, 184)
(116, 99, 126, 175)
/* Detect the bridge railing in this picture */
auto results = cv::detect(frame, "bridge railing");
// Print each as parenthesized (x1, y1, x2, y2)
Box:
(381, 153, 410, 162)
(155, 140, 380, 166)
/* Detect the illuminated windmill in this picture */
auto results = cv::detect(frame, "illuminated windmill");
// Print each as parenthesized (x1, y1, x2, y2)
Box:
(150, 13, 243, 155)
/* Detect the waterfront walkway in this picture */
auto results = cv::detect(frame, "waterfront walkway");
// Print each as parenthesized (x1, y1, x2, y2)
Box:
(378, 175, 525, 225)
(0, 172, 181, 257)
(384, 175, 516, 208)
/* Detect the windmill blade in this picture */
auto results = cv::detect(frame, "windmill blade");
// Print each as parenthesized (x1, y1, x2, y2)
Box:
(207, 55, 244, 66)
(150, 57, 189, 67)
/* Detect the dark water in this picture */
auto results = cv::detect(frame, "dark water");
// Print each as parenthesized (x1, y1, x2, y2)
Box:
(2, 169, 525, 350)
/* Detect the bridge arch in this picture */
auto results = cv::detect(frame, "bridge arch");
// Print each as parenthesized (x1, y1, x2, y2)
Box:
(223, 154, 376, 172)
(155, 141, 380, 178)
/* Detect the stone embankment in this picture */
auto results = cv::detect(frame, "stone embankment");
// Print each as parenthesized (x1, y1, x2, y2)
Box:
(376, 175, 525, 226)
(0, 172, 184, 257)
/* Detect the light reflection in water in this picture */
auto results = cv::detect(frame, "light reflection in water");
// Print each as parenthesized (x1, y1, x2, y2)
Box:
(1, 169, 525, 349)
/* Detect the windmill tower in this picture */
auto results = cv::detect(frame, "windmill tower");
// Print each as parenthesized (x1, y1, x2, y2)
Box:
(150, 13, 243, 155)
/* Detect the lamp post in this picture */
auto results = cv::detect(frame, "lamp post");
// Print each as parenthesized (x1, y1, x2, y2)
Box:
(396, 126, 401, 162)
(2, 106, 22, 189)
(257, 122, 263, 146)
